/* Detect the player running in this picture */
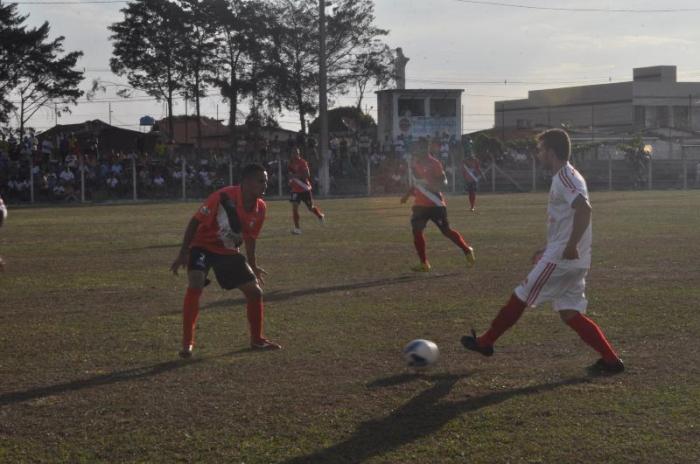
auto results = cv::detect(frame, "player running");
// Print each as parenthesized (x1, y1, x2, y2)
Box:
(401, 143, 475, 272)
(288, 147, 324, 235)
(462, 154, 482, 212)
(170, 163, 281, 358)
(461, 129, 624, 374)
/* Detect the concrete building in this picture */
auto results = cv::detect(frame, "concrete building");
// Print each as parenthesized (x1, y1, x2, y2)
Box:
(376, 88, 463, 146)
(495, 66, 700, 133)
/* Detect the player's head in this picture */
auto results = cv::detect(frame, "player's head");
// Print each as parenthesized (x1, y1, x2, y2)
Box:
(290, 147, 302, 160)
(537, 129, 570, 167)
(240, 163, 268, 197)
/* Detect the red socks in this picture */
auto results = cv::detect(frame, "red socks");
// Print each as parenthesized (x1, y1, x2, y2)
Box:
(478, 294, 527, 347)
(413, 230, 427, 264)
(469, 191, 476, 209)
(182, 287, 203, 348)
(444, 228, 471, 254)
(312, 206, 323, 219)
(566, 313, 619, 363)
(247, 294, 265, 343)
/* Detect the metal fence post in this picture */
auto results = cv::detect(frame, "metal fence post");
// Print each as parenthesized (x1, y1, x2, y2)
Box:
(132, 156, 137, 201)
(531, 155, 536, 191)
(491, 155, 496, 193)
(608, 151, 613, 191)
(80, 155, 85, 203)
(181, 156, 186, 200)
(367, 153, 371, 196)
(648, 156, 653, 190)
(682, 146, 687, 190)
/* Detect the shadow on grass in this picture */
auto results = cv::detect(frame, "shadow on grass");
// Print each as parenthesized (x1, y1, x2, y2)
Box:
(200, 273, 459, 310)
(0, 351, 239, 407)
(283, 375, 590, 464)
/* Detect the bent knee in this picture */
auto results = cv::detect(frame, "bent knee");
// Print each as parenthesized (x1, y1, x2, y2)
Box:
(558, 310, 580, 323)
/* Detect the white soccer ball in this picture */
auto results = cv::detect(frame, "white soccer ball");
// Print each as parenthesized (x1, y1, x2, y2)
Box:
(402, 339, 439, 368)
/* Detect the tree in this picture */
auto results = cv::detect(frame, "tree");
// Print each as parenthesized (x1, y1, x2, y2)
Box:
(0, 3, 84, 130)
(270, 0, 389, 135)
(179, 0, 220, 150)
(109, 0, 187, 142)
(207, 0, 276, 149)
(348, 40, 394, 110)
(308, 106, 375, 133)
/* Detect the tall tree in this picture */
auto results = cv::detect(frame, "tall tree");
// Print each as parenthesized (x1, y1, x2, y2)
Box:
(271, 0, 389, 136)
(0, 3, 84, 130)
(179, 0, 219, 150)
(207, 0, 276, 148)
(348, 41, 394, 110)
(109, 0, 186, 142)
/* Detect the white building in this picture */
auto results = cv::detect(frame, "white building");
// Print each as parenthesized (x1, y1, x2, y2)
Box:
(495, 66, 700, 133)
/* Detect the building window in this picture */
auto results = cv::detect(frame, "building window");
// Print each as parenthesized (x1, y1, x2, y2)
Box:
(398, 98, 425, 117)
(429, 98, 456, 117)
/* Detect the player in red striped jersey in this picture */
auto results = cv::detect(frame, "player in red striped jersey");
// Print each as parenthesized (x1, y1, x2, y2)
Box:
(288, 148, 324, 235)
(170, 164, 281, 358)
(461, 129, 624, 374)
(401, 142, 475, 272)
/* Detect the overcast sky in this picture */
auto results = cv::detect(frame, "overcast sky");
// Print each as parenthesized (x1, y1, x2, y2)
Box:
(16, 0, 700, 134)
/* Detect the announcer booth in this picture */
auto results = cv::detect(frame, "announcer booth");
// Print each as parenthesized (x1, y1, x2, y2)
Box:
(375, 88, 464, 153)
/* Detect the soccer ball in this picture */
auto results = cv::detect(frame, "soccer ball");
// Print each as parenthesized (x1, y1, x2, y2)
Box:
(402, 339, 439, 368)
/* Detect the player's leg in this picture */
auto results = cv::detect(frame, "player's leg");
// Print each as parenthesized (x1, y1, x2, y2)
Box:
(239, 280, 282, 350)
(468, 183, 477, 211)
(434, 208, 475, 267)
(461, 261, 557, 355)
(180, 248, 208, 358)
(290, 195, 302, 234)
(303, 192, 324, 223)
(555, 271, 624, 373)
(410, 207, 431, 272)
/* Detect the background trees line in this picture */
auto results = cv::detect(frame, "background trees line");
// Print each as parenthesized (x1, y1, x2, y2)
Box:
(1, 0, 393, 144)
(108, 0, 395, 149)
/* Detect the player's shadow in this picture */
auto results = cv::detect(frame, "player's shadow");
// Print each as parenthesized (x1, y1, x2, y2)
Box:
(202, 273, 459, 310)
(0, 351, 238, 407)
(282, 375, 590, 464)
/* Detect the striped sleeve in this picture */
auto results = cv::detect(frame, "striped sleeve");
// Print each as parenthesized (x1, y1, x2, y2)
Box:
(557, 168, 587, 206)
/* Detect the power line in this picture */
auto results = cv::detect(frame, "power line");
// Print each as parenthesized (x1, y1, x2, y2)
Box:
(15, 0, 125, 4)
(451, 0, 700, 13)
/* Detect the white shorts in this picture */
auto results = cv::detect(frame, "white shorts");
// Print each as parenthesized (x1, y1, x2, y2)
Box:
(514, 260, 588, 312)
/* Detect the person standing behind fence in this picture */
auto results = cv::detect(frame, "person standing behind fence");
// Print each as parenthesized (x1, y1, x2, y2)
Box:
(288, 147, 325, 235)
(462, 154, 483, 212)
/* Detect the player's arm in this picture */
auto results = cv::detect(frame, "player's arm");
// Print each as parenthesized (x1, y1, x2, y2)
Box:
(563, 194, 592, 260)
(171, 217, 200, 275)
(400, 186, 415, 204)
(244, 237, 267, 284)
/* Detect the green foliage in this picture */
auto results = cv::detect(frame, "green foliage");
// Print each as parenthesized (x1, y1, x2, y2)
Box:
(308, 106, 376, 133)
(0, 3, 83, 131)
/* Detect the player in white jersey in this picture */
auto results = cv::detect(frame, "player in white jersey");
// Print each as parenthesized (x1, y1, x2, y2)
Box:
(461, 129, 624, 374)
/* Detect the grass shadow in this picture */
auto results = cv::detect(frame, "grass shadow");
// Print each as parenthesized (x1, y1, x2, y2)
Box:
(0, 351, 238, 407)
(200, 273, 459, 311)
(283, 376, 590, 464)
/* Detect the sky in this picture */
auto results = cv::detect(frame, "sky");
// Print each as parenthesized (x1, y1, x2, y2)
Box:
(14, 0, 700, 135)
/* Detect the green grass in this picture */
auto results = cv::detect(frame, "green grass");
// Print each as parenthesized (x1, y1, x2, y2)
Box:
(1, 190, 699, 463)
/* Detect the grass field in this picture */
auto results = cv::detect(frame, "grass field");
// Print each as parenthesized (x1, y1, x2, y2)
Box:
(1, 190, 700, 463)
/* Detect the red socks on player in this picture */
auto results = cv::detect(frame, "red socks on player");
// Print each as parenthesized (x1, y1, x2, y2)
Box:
(478, 293, 527, 347)
(247, 293, 265, 343)
(444, 228, 471, 255)
(312, 206, 323, 219)
(413, 230, 427, 264)
(565, 313, 620, 363)
(182, 287, 203, 348)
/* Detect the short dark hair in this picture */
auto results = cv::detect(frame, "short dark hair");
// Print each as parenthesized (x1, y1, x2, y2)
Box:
(537, 129, 570, 161)
(241, 163, 267, 180)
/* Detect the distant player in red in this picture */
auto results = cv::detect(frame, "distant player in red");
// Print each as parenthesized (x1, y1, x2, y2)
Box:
(170, 164, 281, 358)
(288, 148, 324, 235)
(461, 129, 624, 374)
(462, 154, 482, 212)
(401, 144, 476, 272)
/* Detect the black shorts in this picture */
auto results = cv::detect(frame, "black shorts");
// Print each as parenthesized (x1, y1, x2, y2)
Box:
(411, 206, 450, 232)
(188, 247, 256, 290)
(290, 191, 313, 208)
(465, 181, 478, 192)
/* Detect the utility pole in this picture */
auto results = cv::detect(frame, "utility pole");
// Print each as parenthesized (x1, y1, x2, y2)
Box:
(319, 0, 330, 196)
(109, 102, 112, 126)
